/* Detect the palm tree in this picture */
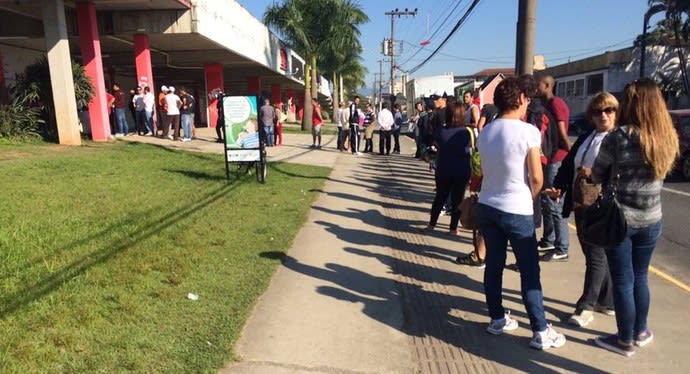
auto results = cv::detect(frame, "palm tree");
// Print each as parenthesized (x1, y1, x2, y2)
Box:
(264, 0, 368, 130)
(645, 0, 690, 93)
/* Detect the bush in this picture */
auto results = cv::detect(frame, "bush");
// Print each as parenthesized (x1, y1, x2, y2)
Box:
(0, 100, 43, 141)
(10, 57, 93, 141)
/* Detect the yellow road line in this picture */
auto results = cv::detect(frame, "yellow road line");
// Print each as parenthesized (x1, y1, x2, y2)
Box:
(566, 223, 689, 292)
(649, 266, 690, 292)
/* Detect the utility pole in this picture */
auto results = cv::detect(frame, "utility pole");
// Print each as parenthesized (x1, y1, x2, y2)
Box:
(515, 0, 536, 75)
(377, 59, 386, 111)
(385, 8, 417, 99)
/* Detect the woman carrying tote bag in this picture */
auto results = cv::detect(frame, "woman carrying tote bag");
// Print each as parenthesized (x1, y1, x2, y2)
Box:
(589, 78, 678, 357)
(545, 92, 619, 328)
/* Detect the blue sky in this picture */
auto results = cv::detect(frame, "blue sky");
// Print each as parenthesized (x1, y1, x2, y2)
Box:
(237, 0, 657, 88)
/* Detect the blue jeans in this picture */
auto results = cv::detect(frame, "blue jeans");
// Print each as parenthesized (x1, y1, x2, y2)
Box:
(115, 108, 129, 134)
(181, 113, 192, 139)
(540, 162, 569, 253)
(477, 203, 547, 332)
(145, 110, 153, 134)
(606, 220, 662, 343)
(264, 125, 274, 146)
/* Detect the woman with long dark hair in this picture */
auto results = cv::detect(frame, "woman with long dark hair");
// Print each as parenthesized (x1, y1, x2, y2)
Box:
(423, 98, 472, 236)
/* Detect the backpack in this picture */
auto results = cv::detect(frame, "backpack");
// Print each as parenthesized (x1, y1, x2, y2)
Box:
(466, 127, 482, 177)
(527, 98, 559, 164)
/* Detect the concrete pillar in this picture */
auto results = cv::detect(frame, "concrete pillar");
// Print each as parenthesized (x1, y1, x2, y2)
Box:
(43, 0, 81, 145)
(134, 34, 156, 130)
(76, 1, 110, 141)
(247, 77, 261, 96)
(270, 84, 281, 105)
(0, 50, 8, 105)
(204, 63, 223, 128)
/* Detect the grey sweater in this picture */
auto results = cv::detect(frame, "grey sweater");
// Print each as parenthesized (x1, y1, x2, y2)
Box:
(591, 126, 663, 228)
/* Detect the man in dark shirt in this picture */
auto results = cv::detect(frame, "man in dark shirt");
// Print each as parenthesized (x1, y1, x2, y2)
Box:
(112, 83, 130, 137)
(259, 98, 276, 147)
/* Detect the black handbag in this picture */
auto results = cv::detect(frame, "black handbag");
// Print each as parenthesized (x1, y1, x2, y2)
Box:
(580, 135, 627, 250)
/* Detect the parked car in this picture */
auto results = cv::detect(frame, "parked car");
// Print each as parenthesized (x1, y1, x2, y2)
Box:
(568, 112, 593, 136)
(669, 109, 690, 179)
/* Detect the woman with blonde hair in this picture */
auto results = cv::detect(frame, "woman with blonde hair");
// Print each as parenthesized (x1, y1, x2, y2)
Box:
(591, 78, 678, 356)
(546, 92, 619, 327)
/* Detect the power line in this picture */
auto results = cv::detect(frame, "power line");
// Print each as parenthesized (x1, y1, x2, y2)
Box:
(398, 0, 469, 68)
(407, 0, 482, 75)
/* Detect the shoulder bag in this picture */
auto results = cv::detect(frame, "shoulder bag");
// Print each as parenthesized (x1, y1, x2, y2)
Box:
(459, 193, 479, 230)
(579, 133, 627, 250)
(572, 133, 602, 209)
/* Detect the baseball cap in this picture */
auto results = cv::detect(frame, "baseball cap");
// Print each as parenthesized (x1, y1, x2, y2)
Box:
(429, 89, 447, 100)
(161, 85, 168, 91)
(168, 86, 175, 92)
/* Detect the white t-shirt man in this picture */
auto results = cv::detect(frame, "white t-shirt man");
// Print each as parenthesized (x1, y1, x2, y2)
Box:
(477, 118, 541, 215)
(336, 107, 344, 128)
(143, 92, 155, 112)
(377, 107, 394, 131)
(165, 93, 181, 115)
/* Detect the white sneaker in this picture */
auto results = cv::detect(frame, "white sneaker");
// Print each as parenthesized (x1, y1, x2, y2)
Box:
(182, 138, 191, 142)
(355, 152, 362, 156)
(167, 135, 174, 140)
(115, 133, 124, 138)
(530, 324, 566, 350)
(486, 312, 519, 335)
(568, 310, 594, 327)
(145, 132, 153, 136)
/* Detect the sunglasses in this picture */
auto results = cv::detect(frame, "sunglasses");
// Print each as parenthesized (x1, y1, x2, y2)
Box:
(593, 107, 616, 116)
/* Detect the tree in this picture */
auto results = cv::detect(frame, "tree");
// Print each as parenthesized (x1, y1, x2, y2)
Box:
(644, 0, 690, 93)
(264, 0, 368, 130)
(10, 57, 93, 141)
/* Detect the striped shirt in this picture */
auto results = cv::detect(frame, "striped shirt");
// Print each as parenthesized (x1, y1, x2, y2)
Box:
(591, 126, 662, 227)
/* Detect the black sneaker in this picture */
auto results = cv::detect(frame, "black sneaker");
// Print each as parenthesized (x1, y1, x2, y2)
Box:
(537, 241, 555, 251)
(455, 252, 485, 268)
(540, 250, 569, 262)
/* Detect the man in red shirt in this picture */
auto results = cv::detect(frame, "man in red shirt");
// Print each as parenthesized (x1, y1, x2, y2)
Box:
(537, 75, 571, 262)
(311, 97, 323, 149)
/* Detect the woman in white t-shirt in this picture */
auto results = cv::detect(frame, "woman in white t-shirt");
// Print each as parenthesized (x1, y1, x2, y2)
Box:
(475, 75, 566, 350)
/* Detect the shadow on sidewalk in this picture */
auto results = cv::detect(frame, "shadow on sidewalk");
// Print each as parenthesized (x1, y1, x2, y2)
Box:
(265, 249, 607, 374)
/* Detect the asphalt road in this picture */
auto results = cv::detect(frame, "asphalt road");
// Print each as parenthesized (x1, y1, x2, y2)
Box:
(654, 174, 690, 287)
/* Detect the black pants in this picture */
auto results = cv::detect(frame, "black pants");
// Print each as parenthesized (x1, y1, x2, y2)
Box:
(429, 174, 468, 231)
(379, 130, 391, 154)
(337, 126, 343, 149)
(574, 209, 614, 311)
(135, 110, 146, 135)
(349, 124, 359, 153)
(392, 128, 401, 152)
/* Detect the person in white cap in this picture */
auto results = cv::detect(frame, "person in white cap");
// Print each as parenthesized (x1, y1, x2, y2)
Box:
(163, 86, 182, 140)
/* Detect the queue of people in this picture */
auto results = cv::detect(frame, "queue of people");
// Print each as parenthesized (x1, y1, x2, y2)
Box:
(107, 83, 196, 142)
(409, 75, 676, 356)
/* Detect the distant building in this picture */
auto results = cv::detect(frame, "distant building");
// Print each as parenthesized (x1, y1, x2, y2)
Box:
(538, 46, 690, 114)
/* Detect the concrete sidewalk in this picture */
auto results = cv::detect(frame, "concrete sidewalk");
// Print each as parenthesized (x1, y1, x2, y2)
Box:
(125, 128, 689, 373)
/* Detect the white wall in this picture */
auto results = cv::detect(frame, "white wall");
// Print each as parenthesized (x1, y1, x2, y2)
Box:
(0, 44, 45, 91)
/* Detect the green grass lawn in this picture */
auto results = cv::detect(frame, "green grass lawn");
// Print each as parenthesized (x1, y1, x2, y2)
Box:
(0, 141, 330, 373)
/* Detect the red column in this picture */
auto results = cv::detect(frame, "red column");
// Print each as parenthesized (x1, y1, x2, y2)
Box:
(204, 63, 224, 128)
(76, 1, 110, 141)
(247, 77, 261, 96)
(271, 84, 281, 105)
(134, 34, 155, 90)
(133, 34, 155, 130)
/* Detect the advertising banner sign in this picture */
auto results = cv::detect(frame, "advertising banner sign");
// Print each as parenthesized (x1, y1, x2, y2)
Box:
(223, 96, 260, 161)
